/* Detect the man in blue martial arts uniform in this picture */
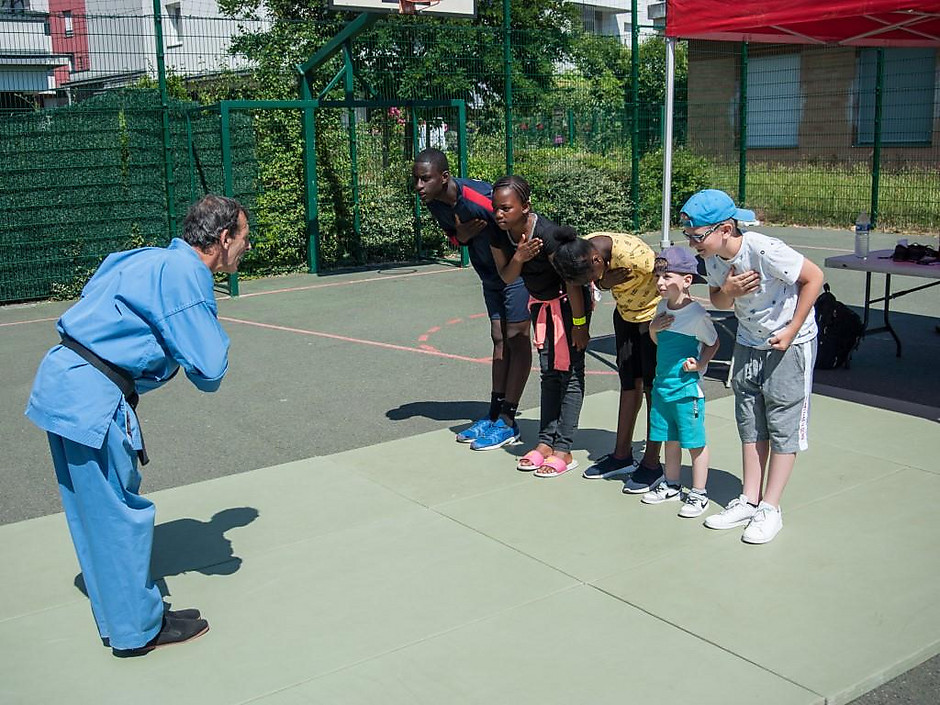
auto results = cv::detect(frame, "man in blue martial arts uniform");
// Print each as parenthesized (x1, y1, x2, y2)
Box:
(25, 194, 250, 657)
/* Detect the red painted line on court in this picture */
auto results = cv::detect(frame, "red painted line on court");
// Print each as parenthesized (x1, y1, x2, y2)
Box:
(219, 316, 488, 363)
(235, 266, 462, 299)
(426, 326, 441, 334)
(417, 334, 429, 342)
(419, 344, 440, 352)
(469, 313, 488, 319)
(447, 318, 462, 325)
(219, 315, 618, 375)
(0, 316, 58, 328)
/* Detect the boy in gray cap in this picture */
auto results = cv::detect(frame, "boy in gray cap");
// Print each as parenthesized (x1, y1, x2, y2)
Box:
(643, 246, 720, 518)
(680, 189, 823, 544)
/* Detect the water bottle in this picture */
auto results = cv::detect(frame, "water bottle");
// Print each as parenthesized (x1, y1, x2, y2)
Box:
(854, 212, 871, 259)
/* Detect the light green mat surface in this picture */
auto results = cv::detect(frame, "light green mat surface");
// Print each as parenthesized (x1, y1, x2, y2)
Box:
(2, 391, 937, 705)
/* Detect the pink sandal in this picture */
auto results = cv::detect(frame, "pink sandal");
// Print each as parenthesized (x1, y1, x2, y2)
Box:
(516, 450, 545, 471)
(533, 456, 579, 478)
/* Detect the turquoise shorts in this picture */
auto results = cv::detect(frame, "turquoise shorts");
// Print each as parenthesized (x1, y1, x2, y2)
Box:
(649, 393, 707, 449)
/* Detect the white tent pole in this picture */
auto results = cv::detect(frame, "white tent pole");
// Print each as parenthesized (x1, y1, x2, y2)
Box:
(660, 36, 676, 250)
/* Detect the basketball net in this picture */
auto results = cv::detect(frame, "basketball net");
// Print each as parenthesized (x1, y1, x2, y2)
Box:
(398, 0, 440, 14)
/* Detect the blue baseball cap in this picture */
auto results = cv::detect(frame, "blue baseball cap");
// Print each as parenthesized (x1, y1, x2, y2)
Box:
(679, 189, 756, 228)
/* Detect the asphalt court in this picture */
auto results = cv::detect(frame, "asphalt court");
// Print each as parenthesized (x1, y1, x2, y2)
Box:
(1, 227, 938, 703)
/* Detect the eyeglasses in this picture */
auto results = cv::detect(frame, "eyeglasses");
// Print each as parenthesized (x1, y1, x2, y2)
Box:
(682, 222, 722, 243)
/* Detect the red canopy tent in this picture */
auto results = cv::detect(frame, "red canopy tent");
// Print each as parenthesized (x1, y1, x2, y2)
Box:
(665, 0, 940, 47)
(653, 1, 940, 244)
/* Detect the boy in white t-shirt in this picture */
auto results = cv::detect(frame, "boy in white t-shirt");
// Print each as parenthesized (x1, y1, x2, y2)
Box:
(680, 190, 824, 544)
(643, 246, 720, 518)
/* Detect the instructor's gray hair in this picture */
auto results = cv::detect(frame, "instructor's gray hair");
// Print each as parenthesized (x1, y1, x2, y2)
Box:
(182, 194, 249, 251)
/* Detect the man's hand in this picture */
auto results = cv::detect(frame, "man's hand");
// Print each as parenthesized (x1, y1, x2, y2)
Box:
(769, 324, 797, 351)
(453, 213, 487, 243)
(571, 324, 589, 351)
(721, 266, 761, 298)
(649, 311, 674, 334)
(599, 266, 632, 289)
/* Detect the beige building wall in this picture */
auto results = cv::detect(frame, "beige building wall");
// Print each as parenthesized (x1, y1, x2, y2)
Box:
(686, 41, 940, 168)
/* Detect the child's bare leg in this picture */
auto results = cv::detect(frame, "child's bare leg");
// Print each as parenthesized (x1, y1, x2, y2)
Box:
(613, 379, 644, 458)
(663, 441, 682, 484)
(689, 446, 708, 492)
(741, 440, 769, 502)
(761, 451, 796, 507)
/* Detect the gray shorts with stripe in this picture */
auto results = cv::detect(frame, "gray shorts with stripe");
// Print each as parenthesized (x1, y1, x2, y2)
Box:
(731, 339, 816, 454)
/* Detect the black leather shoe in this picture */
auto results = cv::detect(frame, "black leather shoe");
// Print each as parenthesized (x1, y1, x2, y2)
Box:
(166, 607, 201, 620)
(101, 605, 202, 647)
(112, 616, 209, 657)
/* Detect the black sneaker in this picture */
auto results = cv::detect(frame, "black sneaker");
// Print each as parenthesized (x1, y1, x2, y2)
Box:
(582, 454, 637, 480)
(112, 616, 209, 657)
(622, 462, 665, 494)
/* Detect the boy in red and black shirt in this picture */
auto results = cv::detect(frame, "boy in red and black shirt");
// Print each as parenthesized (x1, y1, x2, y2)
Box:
(412, 148, 531, 450)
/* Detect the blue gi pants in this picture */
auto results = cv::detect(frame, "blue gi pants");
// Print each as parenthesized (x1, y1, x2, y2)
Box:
(47, 410, 163, 650)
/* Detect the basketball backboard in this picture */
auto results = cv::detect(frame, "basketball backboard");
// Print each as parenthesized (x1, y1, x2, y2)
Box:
(328, 0, 476, 19)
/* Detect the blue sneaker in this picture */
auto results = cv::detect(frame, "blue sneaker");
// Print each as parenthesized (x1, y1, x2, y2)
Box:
(456, 418, 494, 443)
(470, 419, 521, 451)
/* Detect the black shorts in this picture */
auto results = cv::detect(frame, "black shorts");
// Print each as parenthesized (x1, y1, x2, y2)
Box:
(613, 310, 657, 390)
(483, 277, 530, 324)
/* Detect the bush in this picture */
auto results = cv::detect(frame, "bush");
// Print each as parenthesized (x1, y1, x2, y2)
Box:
(514, 147, 632, 234)
(638, 147, 712, 231)
(358, 182, 416, 263)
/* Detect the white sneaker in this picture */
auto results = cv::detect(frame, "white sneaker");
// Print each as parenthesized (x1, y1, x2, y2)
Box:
(703, 494, 756, 530)
(641, 480, 681, 504)
(742, 502, 783, 544)
(678, 492, 709, 518)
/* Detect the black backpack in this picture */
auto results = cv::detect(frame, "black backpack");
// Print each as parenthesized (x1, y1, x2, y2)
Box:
(814, 283, 864, 370)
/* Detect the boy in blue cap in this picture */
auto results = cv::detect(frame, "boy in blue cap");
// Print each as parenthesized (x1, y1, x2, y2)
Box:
(642, 246, 719, 518)
(680, 189, 824, 544)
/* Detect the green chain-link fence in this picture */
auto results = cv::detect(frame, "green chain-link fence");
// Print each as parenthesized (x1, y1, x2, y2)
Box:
(1, 7, 937, 302)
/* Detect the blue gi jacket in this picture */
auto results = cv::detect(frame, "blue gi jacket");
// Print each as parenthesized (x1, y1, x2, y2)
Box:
(26, 238, 230, 450)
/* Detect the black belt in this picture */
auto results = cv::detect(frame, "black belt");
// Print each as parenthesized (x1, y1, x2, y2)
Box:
(60, 335, 149, 465)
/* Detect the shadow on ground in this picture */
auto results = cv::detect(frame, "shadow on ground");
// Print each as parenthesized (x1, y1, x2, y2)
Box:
(74, 506, 259, 599)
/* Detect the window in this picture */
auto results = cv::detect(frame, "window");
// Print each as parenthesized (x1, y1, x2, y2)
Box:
(856, 48, 935, 145)
(746, 53, 801, 148)
(63, 10, 73, 37)
(164, 2, 183, 47)
(2, 0, 30, 14)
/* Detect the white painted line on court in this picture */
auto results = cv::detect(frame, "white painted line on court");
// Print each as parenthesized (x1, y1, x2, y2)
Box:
(0, 317, 58, 328)
(232, 265, 463, 299)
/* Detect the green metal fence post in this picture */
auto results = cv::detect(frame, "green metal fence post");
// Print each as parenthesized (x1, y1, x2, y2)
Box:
(457, 99, 469, 268)
(343, 40, 362, 264)
(738, 41, 748, 205)
(303, 104, 320, 274)
(185, 112, 197, 203)
(219, 102, 238, 296)
(567, 108, 575, 147)
(871, 48, 885, 227)
(299, 78, 320, 274)
(630, 0, 640, 231)
(151, 1, 176, 240)
(503, 0, 514, 174)
(411, 107, 423, 261)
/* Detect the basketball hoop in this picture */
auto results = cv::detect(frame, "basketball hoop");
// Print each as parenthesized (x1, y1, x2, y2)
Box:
(398, 0, 440, 14)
